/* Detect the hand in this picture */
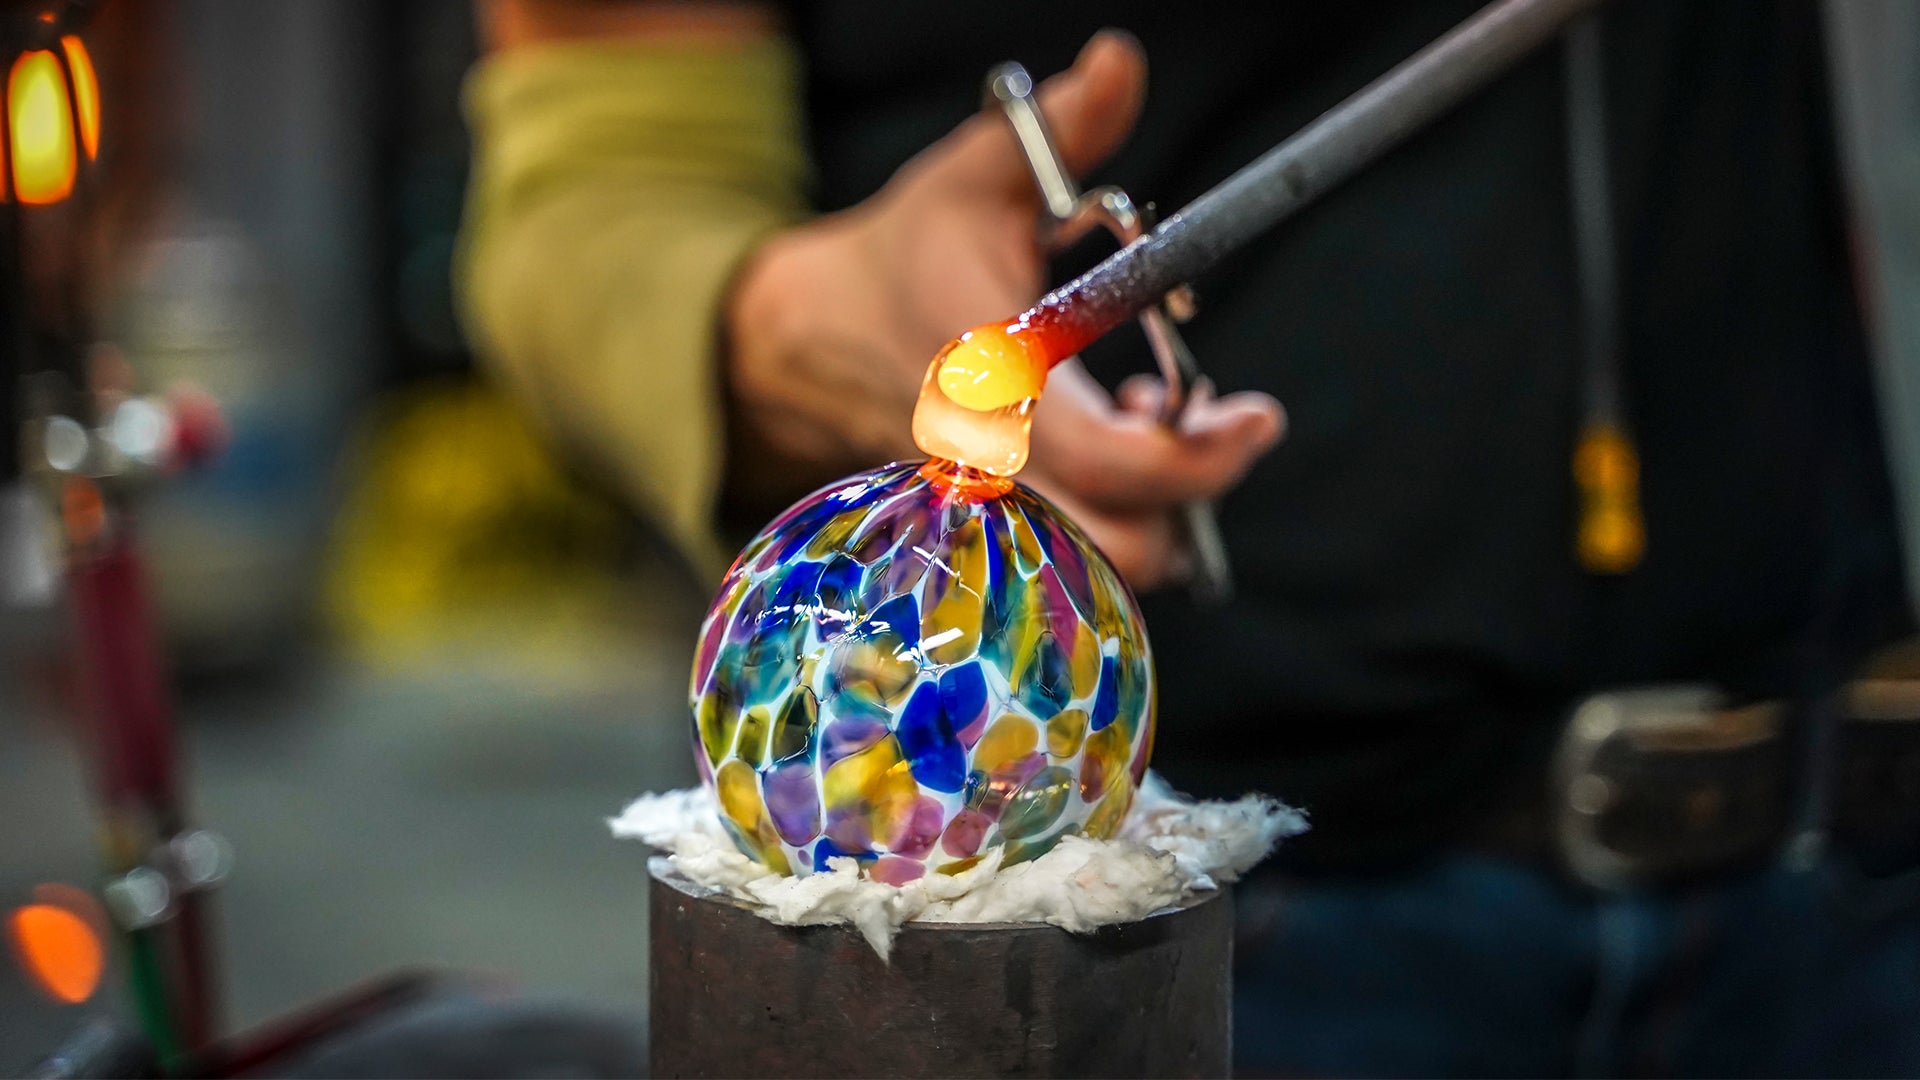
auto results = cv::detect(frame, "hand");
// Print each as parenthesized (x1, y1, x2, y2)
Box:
(724, 30, 1285, 590)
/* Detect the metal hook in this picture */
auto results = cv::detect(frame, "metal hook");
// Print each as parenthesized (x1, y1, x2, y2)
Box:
(986, 61, 1232, 604)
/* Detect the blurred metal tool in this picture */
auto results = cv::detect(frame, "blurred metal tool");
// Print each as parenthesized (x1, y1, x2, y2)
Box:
(987, 62, 1234, 604)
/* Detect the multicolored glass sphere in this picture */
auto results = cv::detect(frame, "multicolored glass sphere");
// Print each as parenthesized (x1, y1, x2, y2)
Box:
(690, 460, 1156, 884)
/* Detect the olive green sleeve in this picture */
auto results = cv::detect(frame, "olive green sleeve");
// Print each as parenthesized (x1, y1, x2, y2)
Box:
(457, 37, 809, 576)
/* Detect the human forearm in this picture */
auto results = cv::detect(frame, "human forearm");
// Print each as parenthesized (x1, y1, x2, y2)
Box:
(457, 33, 806, 572)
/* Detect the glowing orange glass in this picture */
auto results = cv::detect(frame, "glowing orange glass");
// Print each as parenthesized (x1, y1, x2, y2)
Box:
(60, 36, 99, 161)
(8, 903, 104, 1004)
(8, 48, 77, 204)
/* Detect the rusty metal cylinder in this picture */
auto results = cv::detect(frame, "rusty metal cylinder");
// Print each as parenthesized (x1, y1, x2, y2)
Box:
(647, 865, 1233, 1078)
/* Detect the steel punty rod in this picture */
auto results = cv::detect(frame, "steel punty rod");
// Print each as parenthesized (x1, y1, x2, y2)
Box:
(1027, 0, 1606, 346)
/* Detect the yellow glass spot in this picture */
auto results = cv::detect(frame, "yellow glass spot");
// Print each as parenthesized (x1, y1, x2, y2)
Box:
(770, 689, 818, 762)
(1084, 770, 1135, 840)
(922, 518, 985, 665)
(972, 715, 1039, 774)
(1080, 723, 1129, 802)
(936, 854, 985, 876)
(1002, 586, 1050, 693)
(1069, 621, 1100, 699)
(1090, 563, 1127, 639)
(715, 760, 791, 874)
(736, 706, 772, 768)
(834, 638, 917, 707)
(1046, 709, 1088, 758)
(716, 760, 763, 832)
(1006, 505, 1046, 576)
(822, 735, 921, 846)
(697, 690, 741, 766)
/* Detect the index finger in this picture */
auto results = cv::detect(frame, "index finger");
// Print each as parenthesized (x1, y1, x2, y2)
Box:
(1027, 362, 1284, 511)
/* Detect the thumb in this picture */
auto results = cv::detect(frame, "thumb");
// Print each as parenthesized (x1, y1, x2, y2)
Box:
(1041, 29, 1149, 178)
(941, 29, 1148, 193)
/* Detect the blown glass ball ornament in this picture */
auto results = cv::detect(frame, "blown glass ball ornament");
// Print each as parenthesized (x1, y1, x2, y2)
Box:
(690, 460, 1155, 884)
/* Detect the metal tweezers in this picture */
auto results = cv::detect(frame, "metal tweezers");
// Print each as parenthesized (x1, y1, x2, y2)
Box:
(985, 62, 1233, 604)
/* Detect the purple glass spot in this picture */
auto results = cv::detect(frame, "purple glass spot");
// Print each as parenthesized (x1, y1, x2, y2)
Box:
(819, 718, 887, 769)
(848, 492, 934, 566)
(1043, 523, 1096, 619)
(940, 808, 990, 858)
(870, 856, 926, 886)
(889, 795, 945, 859)
(765, 763, 821, 846)
(821, 814, 875, 858)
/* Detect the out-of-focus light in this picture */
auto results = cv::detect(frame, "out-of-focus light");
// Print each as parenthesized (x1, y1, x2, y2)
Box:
(106, 398, 172, 468)
(61, 476, 105, 547)
(60, 36, 99, 161)
(7, 901, 104, 1004)
(9, 48, 77, 204)
(42, 415, 89, 472)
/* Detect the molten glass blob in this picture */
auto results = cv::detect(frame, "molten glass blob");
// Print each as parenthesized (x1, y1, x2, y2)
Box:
(911, 316, 1083, 477)
(690, 461, 1156, 883)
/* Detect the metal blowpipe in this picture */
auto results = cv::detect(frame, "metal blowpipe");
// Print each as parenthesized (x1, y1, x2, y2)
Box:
(1028, 0, 1606, 337)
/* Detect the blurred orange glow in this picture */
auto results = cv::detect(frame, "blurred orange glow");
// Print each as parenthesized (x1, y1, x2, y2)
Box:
(61, 475, 106, 546)
(60, 36, 99, 161)
(8, 48, 76, 204)
(8, 902, 104, 1004)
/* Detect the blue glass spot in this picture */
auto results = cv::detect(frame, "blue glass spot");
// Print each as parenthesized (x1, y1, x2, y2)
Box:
(865, 593, 920, 651)
(813, 555, 864, 632)
(813, 836, 874, 863)
(895, 683, 964, 793)
(1115, 653, 1149, 737)
(937, 663, 988, 734)
(1022, 501, 1059, 563)
(962, 769, 988, 810)
(1016, 633, 1073, 717)
(765, 559, 825, 617)
(1090, 656, 1120, 731)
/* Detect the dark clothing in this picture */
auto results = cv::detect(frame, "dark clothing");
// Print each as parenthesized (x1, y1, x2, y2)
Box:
(793, 0, 1912, 868)
(1233, 852, 1920, 1075)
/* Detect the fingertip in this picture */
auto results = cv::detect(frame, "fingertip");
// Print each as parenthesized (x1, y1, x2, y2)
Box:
(1050, 28, 1147, 175)
(1079, 27, 1147, 76)
(1219, 392, 1287, 444)
(1116, 374, 1165, 414)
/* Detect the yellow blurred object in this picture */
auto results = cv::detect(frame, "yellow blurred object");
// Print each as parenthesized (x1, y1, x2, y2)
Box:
(8, 48, 76, 204)
(326, 379, 649, 676)
(1573, 423, 1646, 574)
(60, 35, 99, 161)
